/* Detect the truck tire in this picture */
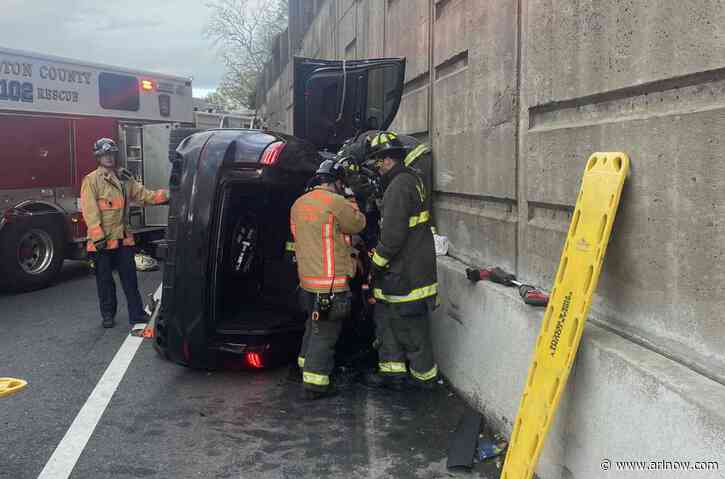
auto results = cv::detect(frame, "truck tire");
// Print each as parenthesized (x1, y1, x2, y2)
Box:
(168, 128, 203, 162)
(0, 214, 66, 292)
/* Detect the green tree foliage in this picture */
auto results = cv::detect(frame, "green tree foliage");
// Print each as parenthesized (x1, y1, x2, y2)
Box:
(205, 0, 288, 109)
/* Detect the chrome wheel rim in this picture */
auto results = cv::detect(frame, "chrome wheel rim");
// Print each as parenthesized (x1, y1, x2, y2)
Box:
(17, 229, 54, 275)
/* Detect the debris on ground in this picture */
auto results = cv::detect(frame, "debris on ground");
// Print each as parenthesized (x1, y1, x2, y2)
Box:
(447, 405, 482, 469)
(475, 433, 508, 462)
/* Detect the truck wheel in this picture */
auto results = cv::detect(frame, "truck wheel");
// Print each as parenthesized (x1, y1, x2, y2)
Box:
(168, 128, 203, 162)
(0, 214, 65, 292)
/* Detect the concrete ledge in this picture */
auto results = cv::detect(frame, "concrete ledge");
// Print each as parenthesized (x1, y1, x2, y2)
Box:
(432, 256, 725, 479)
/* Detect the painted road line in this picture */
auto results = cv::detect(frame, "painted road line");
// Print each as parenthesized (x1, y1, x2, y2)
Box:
(37, 333, 144, 479)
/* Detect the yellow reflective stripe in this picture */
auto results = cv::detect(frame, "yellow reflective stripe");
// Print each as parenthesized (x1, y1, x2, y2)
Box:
(410, 364, 438, 382)
(415, 181, 426, 203)
(404, 143, 430, 167)
(373, 283, 438, 303)
(372, 251, 389, 267)
(371, 131, 398, 147)
(303, 371, 330, 386)
(285, 241, 296, 252)
(298, 356, 305, 368)
(379, 361, 407, 373)
(430, 226, 437, 235)
(409, 210, 431, 227)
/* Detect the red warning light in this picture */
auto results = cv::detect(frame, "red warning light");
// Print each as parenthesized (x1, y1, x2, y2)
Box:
(245, 352, 264, 369)
(141, 79, 154, 91)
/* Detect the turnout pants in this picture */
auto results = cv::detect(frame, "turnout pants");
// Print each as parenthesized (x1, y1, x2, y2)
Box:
(374, 299, 438, 383)
(297, 290, 349, 391)
(93, 246, 145, 324)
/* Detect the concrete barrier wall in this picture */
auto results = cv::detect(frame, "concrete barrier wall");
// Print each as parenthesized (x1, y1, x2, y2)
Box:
(260, 1, 725, 476)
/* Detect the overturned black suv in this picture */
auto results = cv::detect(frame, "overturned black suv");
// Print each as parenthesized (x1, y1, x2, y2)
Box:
(154, 57, 407, 369)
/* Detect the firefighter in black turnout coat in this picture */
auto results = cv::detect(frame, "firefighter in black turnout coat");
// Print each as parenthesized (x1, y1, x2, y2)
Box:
(362, 131, 439, 389)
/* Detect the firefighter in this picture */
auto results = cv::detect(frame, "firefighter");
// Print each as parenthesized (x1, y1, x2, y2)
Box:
(80, 138, 169, 328)
(341, 129, 435, 233)
(290, 159, 366, 400)
(363, 131, 439, 390)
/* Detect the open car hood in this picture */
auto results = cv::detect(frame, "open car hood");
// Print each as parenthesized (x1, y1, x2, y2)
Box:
(293, 57, 406, 152)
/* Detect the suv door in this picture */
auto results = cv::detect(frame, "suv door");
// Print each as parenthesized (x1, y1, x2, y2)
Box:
(293, 57, 406, 151)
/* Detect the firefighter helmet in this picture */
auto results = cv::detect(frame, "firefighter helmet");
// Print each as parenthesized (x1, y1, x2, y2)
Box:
(312, 159, 343, 185)
(93, 138, 119, 157)
(367, 131, 406, 159)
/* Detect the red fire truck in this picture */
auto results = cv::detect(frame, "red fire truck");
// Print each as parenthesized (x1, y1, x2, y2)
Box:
(0, 47, 193, 291)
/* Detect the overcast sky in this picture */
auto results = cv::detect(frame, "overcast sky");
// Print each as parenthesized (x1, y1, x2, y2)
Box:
(0, 0, 224, 98)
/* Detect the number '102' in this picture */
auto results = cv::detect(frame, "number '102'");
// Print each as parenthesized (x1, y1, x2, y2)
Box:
(0, 80, 33, 102)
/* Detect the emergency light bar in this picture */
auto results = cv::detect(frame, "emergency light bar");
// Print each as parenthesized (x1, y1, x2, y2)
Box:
(140, 79, 154, 91)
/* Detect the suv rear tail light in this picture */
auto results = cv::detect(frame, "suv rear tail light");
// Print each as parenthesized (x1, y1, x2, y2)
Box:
(245, 352, 264, 368)
(259, 141, 285, 166)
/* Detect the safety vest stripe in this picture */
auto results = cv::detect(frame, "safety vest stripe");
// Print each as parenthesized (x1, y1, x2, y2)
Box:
(410, 364, 438, 382)
(404, 144, 430, 167)
(303, 371, 330, 386)
(379, 361, 407, 373)
(302, 277, 348, 285)
(372, 251, 389, 268)
(409, 210, 431, 228)
(297, 356, 305, 368)
(301, 277, 349, 290)
(373, 283, 438, 303)
(415, 182, 426, 203)
(322, 216, 335, 277)
(302, 275, 350, 281)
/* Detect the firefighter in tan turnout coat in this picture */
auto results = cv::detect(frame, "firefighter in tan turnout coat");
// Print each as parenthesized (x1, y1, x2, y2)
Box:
(290, 159, 366, 399)
(80, 138, 168, 328)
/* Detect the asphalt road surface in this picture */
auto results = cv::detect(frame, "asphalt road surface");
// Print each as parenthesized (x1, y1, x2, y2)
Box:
(1, 262, 498, 478)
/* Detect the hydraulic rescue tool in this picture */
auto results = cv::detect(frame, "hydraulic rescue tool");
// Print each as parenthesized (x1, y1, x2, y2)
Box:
(465, 267, 549, 307)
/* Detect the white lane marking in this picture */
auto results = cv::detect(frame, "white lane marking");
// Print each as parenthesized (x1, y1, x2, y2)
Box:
(37, 333, 144, 479)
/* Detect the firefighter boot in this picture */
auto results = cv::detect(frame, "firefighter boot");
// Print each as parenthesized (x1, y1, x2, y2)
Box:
(102, 317, 115, 328)
(406, 376, 437, 391)
(302, 382, 338, 401)
(361, 372, 406, 391)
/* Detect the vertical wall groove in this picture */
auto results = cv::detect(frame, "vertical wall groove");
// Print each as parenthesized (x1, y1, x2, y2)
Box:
(513, 0, 524, 275)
